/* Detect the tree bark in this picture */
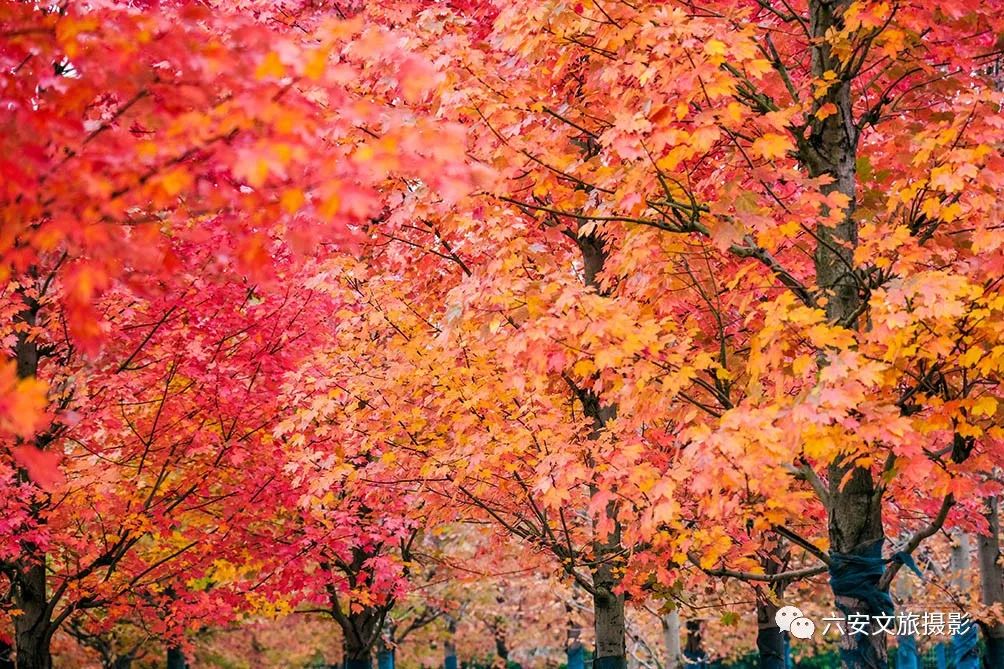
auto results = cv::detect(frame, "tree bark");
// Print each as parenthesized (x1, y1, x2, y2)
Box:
(339, 608, 381, 669)
(12, 294, 54, 669)
(13, 551, 51, 669)
(978, 497, 1004, 668)
(803, 0, 887, 666)
(344, 654, 372, 669)
(893, 563, 919, 669)
(575, 233, 627, 669)
(325, 554, 386, 669)
(660, 611, 681, 669)
(591, 566, 625, 669)
(445, 616, 458, 669)
(343, 641, 373, 669)
(755, 552, 788, 669)
(949, 534, 980, 669)
(826, 467, 885, 668)
(755, 598, 785, 669)
(166, 646, 186, 669)
(492, 624, 509, 662)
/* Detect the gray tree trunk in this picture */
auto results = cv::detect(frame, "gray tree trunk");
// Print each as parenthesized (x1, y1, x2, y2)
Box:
(803, 0, 887, 666)
(660, 611, 681, 669)
(576, 233, 626, 669)
(978, 497, 1004, 667)
(592, 566, 625, 669)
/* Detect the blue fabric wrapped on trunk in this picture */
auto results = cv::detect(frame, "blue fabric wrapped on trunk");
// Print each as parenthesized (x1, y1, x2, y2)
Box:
(828, 539, 923, 668)
(951, 621, 979, 669)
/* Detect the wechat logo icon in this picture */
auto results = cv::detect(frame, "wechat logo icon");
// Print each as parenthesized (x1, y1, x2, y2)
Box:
(776, 605, 815, 640)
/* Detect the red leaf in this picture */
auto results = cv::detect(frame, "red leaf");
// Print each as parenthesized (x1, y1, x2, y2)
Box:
(11, 446, 65, 491)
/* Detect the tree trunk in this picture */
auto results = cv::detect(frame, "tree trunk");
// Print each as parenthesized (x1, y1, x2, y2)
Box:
(826, 465, 886, 668)
(110, 657, 133, 669)
(592, 566, 625, 669)
(949, 533, 979, 669)
(683, 620, 706, 668)
(341, 610, 380, 669)
(344, 654, 371, 669)
(376, 647, 394, 669)
(493, 625, 508, 662)
(978, 497, 1004, 668)
(445, 617, 458, 669)
(575, 233, 626, 669)
(13, 563, 51, 669)
(893, 563, 919, 669)
(330, 596, 384, 669)
(0, 641, 13, 669)
(12, 295, 54, 669)
(755, 553, 788, 669)
(166, 646, 186, 669)
(804, 0, 889, 663)
(660, 611, 681, 669)
(566, 594, 585, 669)
(343, 642, 372, 669)
(755, 598, 785, 669)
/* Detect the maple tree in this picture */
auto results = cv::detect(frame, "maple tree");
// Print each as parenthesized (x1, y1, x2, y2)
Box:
(1, 0, 477, 666)
(394, 0, 1004, 667)
(5, 1, 1004, 669)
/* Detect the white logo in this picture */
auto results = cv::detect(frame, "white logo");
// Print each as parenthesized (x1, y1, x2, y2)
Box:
(790, 617, 816, 639)
(775, 605, 815, 639)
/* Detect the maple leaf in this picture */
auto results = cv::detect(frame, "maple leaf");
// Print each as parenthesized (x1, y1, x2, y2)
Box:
(751, 133, 791, 161)
(11, 446, 64, 491)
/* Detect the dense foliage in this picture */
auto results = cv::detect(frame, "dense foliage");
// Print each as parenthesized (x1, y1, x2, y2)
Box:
(3, 1, 1004, 668)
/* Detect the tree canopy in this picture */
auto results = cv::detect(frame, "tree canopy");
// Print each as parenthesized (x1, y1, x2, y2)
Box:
(3, 1, 1004, 668)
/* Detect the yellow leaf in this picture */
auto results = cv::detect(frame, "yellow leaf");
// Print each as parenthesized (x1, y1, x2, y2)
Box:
(973, 396, 998, 417)
(137, 141, 158, 160)
(246, 158, 269, 188)
(304, 48, 327, 80)
(960, 347, 983, 368)
(280, 188, 305, 214)
(751, 133, 791, 161)
(159, 168, 191, 197)
(705, 39, 727, 57)
(256, 52, 286, 80)
(573, 358, 595, 377)
(792, 355, 814, 376)
(354, 144, 374, 161)
(319, 192, 341, 219)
